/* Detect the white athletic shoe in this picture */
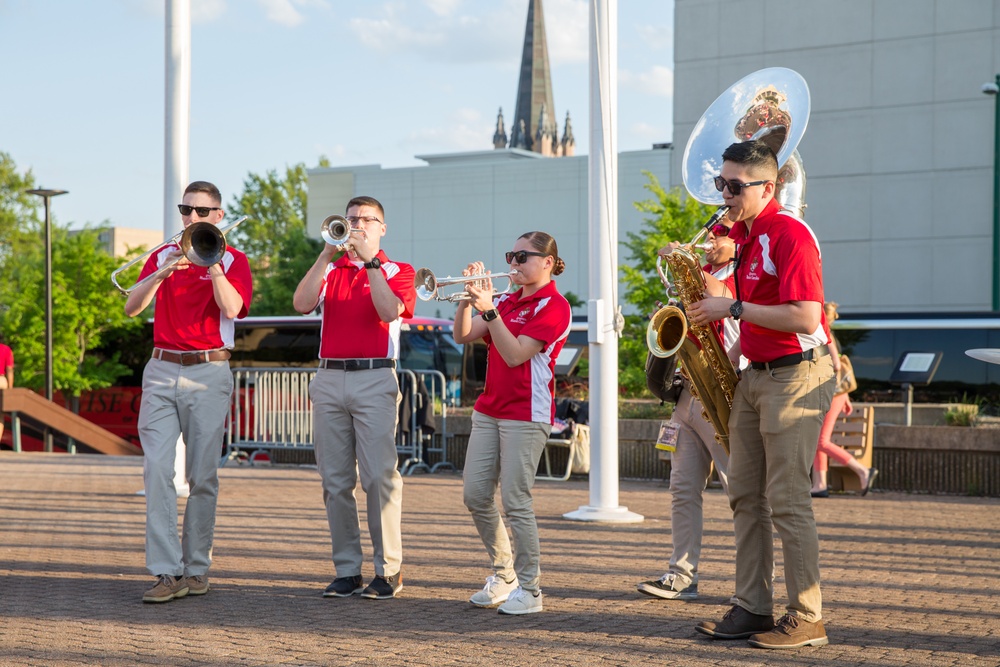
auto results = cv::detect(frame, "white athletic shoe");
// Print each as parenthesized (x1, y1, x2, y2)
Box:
(497, 586, 543, 615)
(469, 574, 518, 607)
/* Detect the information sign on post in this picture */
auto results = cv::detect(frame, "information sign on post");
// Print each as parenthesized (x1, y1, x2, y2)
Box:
(889, 351, 943, 426)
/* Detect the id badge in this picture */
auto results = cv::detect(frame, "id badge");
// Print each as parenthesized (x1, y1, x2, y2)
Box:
(655, 420, 680, 452)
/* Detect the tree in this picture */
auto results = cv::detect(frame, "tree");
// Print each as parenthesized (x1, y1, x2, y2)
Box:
(0, 152, 140, 402)
(0, 225, 141, 396)
(618, 172, 715, 397)
(228, 160, 329, 315)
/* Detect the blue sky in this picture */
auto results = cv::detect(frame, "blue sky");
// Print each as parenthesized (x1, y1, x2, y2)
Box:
(2, 0, 674, 233)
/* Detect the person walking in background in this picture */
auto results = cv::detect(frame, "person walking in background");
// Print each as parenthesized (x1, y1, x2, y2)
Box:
(686, 140, 835, 649)
(811, 302, 877, 497)
(125, 181, 253, 603)
(0, 333, 14, 444)
(637, 223, 741, 601)
(453, 231, 571, 615)
(293, 195, 415, 601)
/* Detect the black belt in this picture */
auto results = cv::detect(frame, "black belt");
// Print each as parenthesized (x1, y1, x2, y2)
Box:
(152, 348, 231, 366)
(749, 346, 830, 371)
(320, 358, 396, 371)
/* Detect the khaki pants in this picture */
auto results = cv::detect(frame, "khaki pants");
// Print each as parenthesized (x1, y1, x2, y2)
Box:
(463, 410, 551, 593)
(727, 355, 834, 622)
(139, 358, 233, 577)
(666, 385, 730, 587)
(310, 367, 404, 578)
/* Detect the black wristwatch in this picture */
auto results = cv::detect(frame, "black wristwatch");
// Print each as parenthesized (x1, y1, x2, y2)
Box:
(729, 300, 744, 320)
(481, 309, 500, 322)
(363, 257, 382, 270)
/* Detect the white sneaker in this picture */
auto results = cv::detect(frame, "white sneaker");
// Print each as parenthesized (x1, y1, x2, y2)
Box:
(470, 575, 518, 607)
(497, 586, 543, 615)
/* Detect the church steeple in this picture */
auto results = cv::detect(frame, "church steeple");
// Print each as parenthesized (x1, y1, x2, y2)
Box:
(505, 0, 560, 156)
(493, 108, 508, 149)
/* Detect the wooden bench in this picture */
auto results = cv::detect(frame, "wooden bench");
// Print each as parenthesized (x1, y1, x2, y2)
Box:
(827, 405, 875, 492)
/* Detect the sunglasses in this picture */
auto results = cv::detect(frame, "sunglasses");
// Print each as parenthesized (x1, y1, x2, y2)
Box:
(177, 204, 223, 217)
(710, 223, 731, 237)
(713, 176, 769, 196)
(345, 215, 383, 225)
(505, 250, 548, 265)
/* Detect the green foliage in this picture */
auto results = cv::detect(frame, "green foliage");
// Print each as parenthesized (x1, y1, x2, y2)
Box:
(618, 172, 716, 397)
(944, 393, 983, 427)
(228, 161, 328, 315)
(563, 291, 584, 310)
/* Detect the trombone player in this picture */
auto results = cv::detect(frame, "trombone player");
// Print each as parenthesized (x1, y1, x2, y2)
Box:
(125, 181, 253, 603)
(293, 195, 415, 600)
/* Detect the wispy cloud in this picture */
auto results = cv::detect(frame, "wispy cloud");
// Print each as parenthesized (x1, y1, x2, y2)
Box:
(257, 0, 330, 27)
(620, 65, 673, 98)
(401, 107, 492, 154)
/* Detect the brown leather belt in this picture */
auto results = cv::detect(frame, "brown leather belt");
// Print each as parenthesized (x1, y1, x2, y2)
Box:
(749, 346, 829, 371)
(320, 358, 396, 371)
(152, 348, 232, 366)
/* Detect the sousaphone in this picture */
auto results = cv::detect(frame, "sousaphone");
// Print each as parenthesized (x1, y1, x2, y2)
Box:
(681, 67, 811, 218)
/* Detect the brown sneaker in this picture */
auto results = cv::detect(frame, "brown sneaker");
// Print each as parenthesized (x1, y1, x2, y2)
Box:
(748, 614, 829, 649)
(142, 574, 189, 603)
(184, 575, 210, 596)
(695, 604, 775, 639)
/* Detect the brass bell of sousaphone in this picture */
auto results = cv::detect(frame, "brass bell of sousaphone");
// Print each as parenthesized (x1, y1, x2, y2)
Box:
(681, 67, 811, 218)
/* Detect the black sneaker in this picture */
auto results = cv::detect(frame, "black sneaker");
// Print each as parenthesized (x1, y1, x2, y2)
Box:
(360, 572, 402, 599)
(323, 575, 364, 598)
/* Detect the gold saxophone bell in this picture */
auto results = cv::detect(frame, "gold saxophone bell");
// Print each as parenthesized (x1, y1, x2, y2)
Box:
(111, 215, 249, 296)
(414, 267, 517, 302)
(646, 306, 687, 359)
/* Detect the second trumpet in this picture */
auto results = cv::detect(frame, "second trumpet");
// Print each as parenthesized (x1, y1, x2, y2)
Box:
(414, 267, 517, 302)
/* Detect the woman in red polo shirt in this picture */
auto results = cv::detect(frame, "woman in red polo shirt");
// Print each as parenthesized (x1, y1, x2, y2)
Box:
(453, 231, 571, 616)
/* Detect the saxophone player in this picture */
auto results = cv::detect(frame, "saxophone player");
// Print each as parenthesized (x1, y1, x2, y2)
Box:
(686, 139, 834, 649)
(636, 224, 740, 601)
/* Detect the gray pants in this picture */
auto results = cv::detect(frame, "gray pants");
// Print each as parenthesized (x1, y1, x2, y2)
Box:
(463, 410, 551, 593)
(139, 358, 233, 577)
(666, 386, 730, 587)
(310, 367, 404, 578)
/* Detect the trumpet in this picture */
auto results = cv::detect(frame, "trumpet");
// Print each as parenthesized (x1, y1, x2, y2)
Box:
(111, 216, 248, 295)
(321, 214, 367, 250)
(414, 267, 517, 302)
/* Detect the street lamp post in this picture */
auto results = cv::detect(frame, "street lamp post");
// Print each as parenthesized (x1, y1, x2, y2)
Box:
(26, 188, 68, 453)
(982, 75, 1000, 311)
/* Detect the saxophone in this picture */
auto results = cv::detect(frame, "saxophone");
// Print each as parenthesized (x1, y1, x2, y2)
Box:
(646, 221, 739, 454)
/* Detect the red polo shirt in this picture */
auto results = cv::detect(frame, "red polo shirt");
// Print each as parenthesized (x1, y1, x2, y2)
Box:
(729, 198, 829, 363)
(475, 281, 572, 424)
(138, 245, 253, 351)
(0, 343, 13, 373)
(316, 250, 416, 359)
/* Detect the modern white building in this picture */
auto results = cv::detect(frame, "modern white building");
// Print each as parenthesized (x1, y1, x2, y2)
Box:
(306, 147, 671, 317)
(672, 0, 1000, 314)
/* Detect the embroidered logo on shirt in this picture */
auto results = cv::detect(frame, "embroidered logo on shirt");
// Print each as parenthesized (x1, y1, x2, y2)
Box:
(745, 257, 760, 282)
(511, 307, 531, 324)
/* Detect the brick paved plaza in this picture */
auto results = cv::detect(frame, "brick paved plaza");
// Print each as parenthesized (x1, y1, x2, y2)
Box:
(0, 452, 998, 666)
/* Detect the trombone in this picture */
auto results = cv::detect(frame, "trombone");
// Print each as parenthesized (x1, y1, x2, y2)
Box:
(321, 214, 367, 250)
(414, 267, 517, 302)
(111, 216, 249, 296)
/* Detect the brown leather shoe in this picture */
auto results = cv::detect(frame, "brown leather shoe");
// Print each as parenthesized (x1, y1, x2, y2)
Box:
(695, 604, 775, 639)
(748, 614, 829, 649)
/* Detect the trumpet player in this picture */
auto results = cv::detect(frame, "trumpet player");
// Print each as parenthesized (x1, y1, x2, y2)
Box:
(293, 196, 415, 601)
(453, 232, 571, 615)
(637, 223, 740, 602)
(126, 181, 253, 603)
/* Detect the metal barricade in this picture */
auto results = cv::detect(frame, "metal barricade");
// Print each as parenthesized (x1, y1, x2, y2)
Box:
(226, 368, 316, 464)
(225, 367, 452, 473)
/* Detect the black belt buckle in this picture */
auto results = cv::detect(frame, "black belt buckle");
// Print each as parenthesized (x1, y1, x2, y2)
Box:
(344, 359, 364, 371)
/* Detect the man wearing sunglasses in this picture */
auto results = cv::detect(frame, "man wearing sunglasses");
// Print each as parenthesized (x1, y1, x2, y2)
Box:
(638, 223, 740, 602)
(125, 181, 253, 603)
(686, 139, 834, 650)
(293, 195, 416, 601)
